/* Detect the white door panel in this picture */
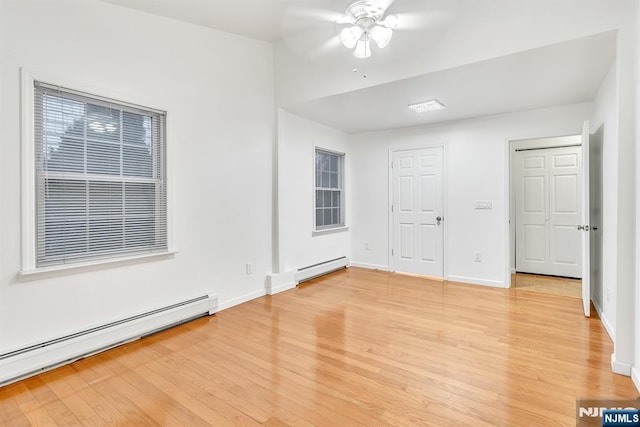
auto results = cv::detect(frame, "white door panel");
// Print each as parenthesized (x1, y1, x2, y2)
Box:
(399, 157, 413, 169)
(524, 176, 545, 212)
(553, 153, 579, 168)
(399, 177, 414, 212)
(515, 145, 582, 278)
(523, 225, 546, 262)
(524, 155, 545, 169)
(420, 175, 437, 211)
(581, 121, 591, 317)
(400, 224, 414, 260)
(551, 225, 580, 264)
(552, 175, 579, 213)
(420, 224, 437, 262)
(392, 147, 443, 277)
(421, 155, 436, 167)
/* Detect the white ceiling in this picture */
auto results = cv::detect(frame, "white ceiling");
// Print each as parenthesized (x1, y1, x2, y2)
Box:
(97, 1, 616, 134)
(98, 0, 451, 42)
(98, 0, 346, 41)
(284, 31, 616, 133)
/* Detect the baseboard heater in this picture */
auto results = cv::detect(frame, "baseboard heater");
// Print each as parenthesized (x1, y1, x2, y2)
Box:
(0, 293, 218, 387)
(295, 256, 349, 283)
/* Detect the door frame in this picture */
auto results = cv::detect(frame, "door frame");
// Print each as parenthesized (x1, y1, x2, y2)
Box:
(388, 143, 449, 278)
(506, 134, 583, 288)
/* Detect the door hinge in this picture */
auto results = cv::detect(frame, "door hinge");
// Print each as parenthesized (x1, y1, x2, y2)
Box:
(391, 161, 394, 168)
(391, 205, 394, 212)
(392, 249, 394, 256)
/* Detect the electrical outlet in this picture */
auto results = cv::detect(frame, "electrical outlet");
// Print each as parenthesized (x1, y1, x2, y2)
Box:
(364, 242, 370, 251)
(475, 252, 482, 262)
(246, 263, 252, 274)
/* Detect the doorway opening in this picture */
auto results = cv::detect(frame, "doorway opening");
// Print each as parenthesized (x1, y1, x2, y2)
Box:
(508, 124, 601, 313)
(512, 272, 581, 298)
(513, 142, 583, 279)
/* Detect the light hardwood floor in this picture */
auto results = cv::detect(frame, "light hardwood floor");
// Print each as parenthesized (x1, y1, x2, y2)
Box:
(513, 273, 582, 298)
(0, 267, 637, 426)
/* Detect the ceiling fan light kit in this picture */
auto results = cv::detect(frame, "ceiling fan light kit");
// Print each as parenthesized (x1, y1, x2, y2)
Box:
(338, 0, 397, 58)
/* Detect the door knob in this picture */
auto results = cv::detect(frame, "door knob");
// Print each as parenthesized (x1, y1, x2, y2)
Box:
(436, 216, 442, 225)
(577, 225, 583, 230)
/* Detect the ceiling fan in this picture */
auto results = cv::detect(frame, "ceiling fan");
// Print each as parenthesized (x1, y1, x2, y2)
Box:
(336, 0, 398, 58)
(279, 0, 454, 63)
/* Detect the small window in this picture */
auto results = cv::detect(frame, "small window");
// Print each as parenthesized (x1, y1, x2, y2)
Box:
(315, 148, 344, 230)
(33, 82, 167, 267)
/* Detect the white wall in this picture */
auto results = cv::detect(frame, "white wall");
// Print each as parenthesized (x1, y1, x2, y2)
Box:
(349, 103, 593, 286)
(612, 23, 637, 376)
(0, 0, 274, 353)
(277, 111, 351, 273)
(592, 63, 619, 337)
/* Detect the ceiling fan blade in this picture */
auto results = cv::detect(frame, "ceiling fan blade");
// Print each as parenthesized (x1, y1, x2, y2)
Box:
(384, 0, 458, 30)
(391, 9, 456, 31)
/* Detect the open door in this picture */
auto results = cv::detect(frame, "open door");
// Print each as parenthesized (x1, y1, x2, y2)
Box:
(581, 121, 591, 317)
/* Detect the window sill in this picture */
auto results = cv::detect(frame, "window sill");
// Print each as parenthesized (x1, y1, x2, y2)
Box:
(19, 251, 177, 281)
(312, 226, 349, 236)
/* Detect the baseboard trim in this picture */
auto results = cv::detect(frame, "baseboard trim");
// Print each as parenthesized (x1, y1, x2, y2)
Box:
(266, 271, 297, 295)
(632, 366, 640, 393)
(269, 282, 297, 295)
(218, 289, 267, 312)
(349, 262, 390, 271)
(447, 275, 507, 288)
(0, 293, 217, 387)
(611, 353, 632, 376)
(592, 299, 615, 341)
(296, 257, 349, 283)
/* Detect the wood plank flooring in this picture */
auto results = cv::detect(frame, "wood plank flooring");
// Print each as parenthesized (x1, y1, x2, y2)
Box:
(1, 267, 637, 426)
(513, 273, 582, 298)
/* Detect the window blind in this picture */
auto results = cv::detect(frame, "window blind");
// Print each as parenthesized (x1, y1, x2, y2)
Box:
(34, 82, 167, 267)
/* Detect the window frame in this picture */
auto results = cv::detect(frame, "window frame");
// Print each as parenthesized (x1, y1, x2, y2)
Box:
(313, 147, 346, 232)
(20, 69, 174, 277)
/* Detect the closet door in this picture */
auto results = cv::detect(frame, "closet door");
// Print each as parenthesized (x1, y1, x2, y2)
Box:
(515, 146, 582, 278)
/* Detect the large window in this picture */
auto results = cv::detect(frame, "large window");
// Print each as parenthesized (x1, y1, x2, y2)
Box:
(33, 82, 167, 267)
(315, 148, 344, 230)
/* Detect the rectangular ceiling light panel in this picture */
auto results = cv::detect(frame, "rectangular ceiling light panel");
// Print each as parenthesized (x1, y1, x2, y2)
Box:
(408, 99, 445, 113)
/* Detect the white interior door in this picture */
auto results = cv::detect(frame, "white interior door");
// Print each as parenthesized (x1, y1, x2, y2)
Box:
(391, 147, 444, 277)
(589, 126, 604, 314)
(581, 121, 591, 317)
(515, 145, 582, 278)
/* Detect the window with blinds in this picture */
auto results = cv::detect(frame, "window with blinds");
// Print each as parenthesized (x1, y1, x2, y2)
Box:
(34, 82, 167, 267)
(315, 148, 344, 230)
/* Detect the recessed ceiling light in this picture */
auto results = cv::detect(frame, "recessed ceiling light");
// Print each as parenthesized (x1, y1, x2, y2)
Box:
(408, 99, 445, 113)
